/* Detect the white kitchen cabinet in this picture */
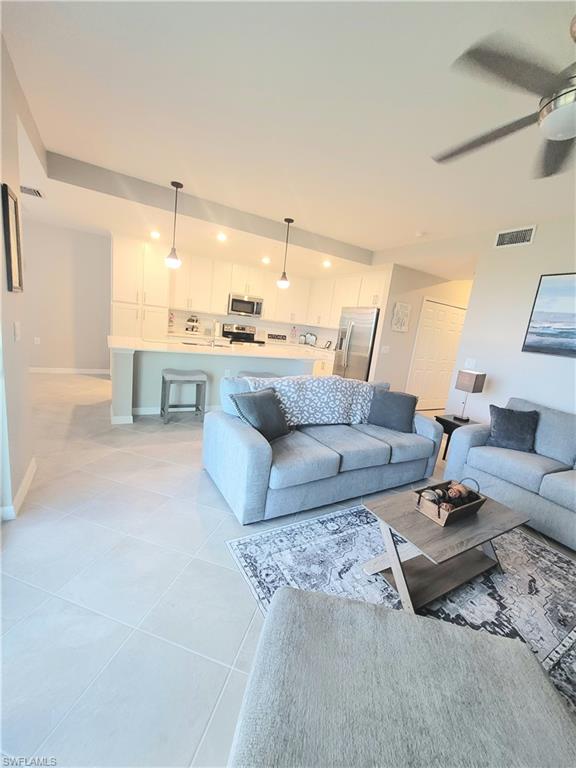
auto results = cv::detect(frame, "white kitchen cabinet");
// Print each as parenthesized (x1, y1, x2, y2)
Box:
(112, 302, 141, 337)
(230, 264, 264, 296)
(329, 275, 362, 327)
(112, 237, 143, 304)
(275, 276, 310, 323)
(210, 261, 233, 314)
(261, 273, 278, 320)
(307, 279, 335, 327)
(170, 253, 213, 313)
(142, 243, 170, 307)
(358, 271, 391, 308)
(141, 306, 168, 339)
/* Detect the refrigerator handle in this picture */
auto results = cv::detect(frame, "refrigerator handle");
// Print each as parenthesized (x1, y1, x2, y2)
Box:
(343, 321, 354, 369)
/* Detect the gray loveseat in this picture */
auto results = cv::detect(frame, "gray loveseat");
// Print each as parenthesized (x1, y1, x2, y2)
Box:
(445, 398, 576, 550)
(203, 376, 443, 525)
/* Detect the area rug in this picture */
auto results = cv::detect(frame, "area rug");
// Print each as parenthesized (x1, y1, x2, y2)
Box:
(227, 505, 576, 711)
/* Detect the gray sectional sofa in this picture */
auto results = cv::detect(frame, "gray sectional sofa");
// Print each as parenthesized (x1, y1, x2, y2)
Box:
(203, 377, 443, 525)
(445, 398, 576, 550)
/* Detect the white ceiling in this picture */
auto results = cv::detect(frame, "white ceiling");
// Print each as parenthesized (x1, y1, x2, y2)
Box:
(4, 1, 575, 264)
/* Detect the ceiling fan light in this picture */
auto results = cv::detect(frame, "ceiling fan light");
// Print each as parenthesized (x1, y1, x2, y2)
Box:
(165, 247, 182, 269)
(539, 88, 576, 140)
(277, 272, 290, 289)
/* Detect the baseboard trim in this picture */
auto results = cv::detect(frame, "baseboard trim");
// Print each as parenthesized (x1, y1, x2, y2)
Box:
(111, 415, 134, 425)
(2, 457, 37, 520)
(30, 367, 110, 375)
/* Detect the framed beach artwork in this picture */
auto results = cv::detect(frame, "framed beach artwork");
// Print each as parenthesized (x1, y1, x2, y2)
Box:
(522, 273, 576, 358)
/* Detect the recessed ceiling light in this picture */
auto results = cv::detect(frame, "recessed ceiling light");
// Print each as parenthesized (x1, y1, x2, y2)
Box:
(217, 232, 227, 242)
(261, 256, 271, 265)
(150, 231, 160, 239)
(322, 259, 332, 268)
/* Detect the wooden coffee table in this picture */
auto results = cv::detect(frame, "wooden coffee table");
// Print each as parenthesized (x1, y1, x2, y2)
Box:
(363, 489, 529, 613)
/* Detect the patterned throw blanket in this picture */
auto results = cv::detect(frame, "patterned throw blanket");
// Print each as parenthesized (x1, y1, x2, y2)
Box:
(244, 375, 375, 426)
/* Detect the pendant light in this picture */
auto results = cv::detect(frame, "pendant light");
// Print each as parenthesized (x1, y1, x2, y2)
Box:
(165, 181, 183, 269)
(277, 217, 293, 289)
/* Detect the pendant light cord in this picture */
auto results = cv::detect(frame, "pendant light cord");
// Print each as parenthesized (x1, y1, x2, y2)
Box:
(172, 186, 179, 249)
(282, 218, 292, 272)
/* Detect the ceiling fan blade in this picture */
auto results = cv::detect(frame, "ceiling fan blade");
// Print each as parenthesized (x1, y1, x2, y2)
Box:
(455, 41, 561, 96)
(536, 139, 575, 177)
(434, 112, 539, 163)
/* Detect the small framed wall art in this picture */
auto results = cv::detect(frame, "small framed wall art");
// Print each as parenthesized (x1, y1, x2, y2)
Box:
(2, 183, 23, 292)
(391, 302, 411, 332)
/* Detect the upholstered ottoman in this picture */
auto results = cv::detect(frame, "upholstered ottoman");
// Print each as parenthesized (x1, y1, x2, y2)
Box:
(229, 588, 576, 768)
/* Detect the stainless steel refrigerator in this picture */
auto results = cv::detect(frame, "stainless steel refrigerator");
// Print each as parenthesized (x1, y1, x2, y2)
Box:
(333, 307, 380, 380)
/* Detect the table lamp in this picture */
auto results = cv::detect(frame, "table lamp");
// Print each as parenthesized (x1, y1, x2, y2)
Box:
(454, 370, 486, 422)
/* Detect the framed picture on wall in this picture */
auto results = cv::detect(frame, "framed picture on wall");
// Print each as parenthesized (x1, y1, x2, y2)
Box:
(391, 302, 411, 332)
(2, 183, 23, 292)
(522, 272, 575, 358)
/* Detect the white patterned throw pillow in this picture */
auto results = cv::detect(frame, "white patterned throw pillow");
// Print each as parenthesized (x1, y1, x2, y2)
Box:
(243, 375, 374, 426)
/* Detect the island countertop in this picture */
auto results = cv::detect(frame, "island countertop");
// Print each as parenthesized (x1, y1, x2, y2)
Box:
(107, 335, 335, 362)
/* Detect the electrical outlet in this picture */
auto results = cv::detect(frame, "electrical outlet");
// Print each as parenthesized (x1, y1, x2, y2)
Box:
(13, 321, 21, 342)
(33, 337, 41, 345)
(224, 369, 231, 377)
(464, 358, 476, 369)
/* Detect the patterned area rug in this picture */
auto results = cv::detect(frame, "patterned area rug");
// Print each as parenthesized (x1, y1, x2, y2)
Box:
(227, 505, 576, 711)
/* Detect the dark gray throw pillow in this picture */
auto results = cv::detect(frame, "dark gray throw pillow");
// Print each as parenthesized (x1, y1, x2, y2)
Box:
(486, 405, 539, 453)
(229, 388, 290, 442)
(368, 388, 418, 433)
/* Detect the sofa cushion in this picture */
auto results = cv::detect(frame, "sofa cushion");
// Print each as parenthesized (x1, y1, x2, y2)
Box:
(539, 470, 576, 513)
(367, 389, 418, 433)
(352, 424, 435, 464)
(229, 389, 290, 443)
(486, 404, 539, 453)
(220, 377, 251, 416)
(467, 446, 570, 493)
(299, 425, 391, 472)
(507, 397, 576, 466)
(269, 430, 341, 490)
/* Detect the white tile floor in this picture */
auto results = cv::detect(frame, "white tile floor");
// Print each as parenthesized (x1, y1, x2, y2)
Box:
(3, 373, 415, 767)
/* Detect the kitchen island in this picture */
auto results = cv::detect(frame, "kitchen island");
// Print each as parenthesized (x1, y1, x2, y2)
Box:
(108, 336, 335, 423)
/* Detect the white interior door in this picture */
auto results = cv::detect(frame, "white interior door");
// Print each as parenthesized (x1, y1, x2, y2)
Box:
(406, 299, 466, 410)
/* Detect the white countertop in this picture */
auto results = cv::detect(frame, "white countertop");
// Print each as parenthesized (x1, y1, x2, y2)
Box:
(108, 336, 335, 362)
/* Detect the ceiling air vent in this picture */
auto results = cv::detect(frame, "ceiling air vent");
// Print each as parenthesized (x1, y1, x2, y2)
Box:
(494, 226, 536, 247)
(20, 186, 43, 198)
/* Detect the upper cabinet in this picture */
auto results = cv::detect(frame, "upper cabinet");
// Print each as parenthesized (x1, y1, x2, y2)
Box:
(230, 264, 265, 297)
(329, 275, 362, 327)
(260, 273, 279, 320)
(275, 276, 310, 323)
(210, 261, 233, 315)
(307, 279, 334, 327)
(358, 271, 391, 308)
(112, 237, 143, 304)
(142, 243, 170, 307)
(171, 253, 213, 313)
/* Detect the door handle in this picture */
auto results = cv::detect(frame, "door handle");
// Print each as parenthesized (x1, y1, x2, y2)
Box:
(343, 321, 354, 369)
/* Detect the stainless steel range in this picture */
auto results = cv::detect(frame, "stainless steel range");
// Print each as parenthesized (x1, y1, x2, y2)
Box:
(222, 324, 265, 345)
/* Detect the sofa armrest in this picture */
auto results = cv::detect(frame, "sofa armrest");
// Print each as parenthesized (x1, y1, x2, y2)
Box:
(414, 414, 444, 477)
(202, 411, 272, 524)
(444, 424, 491, 481)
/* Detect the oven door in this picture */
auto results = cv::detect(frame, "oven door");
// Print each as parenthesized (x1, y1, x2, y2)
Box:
(228, 295, 256, 316)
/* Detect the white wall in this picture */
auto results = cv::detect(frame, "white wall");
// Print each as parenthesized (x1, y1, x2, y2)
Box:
(24, 219, 111, 371)
(446, 217, 575, 421)
(1, 40, 42, 514)
(371, 264, 472, 390)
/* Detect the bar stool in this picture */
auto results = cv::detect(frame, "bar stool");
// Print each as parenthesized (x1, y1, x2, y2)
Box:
(160, 369, 208, 424)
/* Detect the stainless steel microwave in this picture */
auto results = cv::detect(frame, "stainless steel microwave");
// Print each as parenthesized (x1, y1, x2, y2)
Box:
(228, 294, 264, 318)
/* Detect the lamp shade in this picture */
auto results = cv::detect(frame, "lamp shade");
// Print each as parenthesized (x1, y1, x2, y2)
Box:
(455, 370, 486, 394)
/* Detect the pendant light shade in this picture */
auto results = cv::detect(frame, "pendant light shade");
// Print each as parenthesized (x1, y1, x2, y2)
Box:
(165, 181, 183, 269)
(277, 217, 293, 290)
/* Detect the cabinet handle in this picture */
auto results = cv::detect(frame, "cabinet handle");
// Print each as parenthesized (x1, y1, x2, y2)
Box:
(143, 291, 147, 304)
(136, 290, 139, 304)
(143, 309, 146, 320)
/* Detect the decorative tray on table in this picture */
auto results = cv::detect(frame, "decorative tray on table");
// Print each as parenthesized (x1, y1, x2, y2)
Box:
(415, 478, 486, 527)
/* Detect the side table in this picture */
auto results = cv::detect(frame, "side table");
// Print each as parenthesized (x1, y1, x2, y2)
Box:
(434, 414, 479, 461)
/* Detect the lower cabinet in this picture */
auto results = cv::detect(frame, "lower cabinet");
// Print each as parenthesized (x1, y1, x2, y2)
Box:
(141, 306, 169, 340)
(112, 302, 141, 337)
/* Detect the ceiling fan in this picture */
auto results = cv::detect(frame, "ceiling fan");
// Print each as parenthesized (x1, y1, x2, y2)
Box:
(434, 15, 576, 177)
